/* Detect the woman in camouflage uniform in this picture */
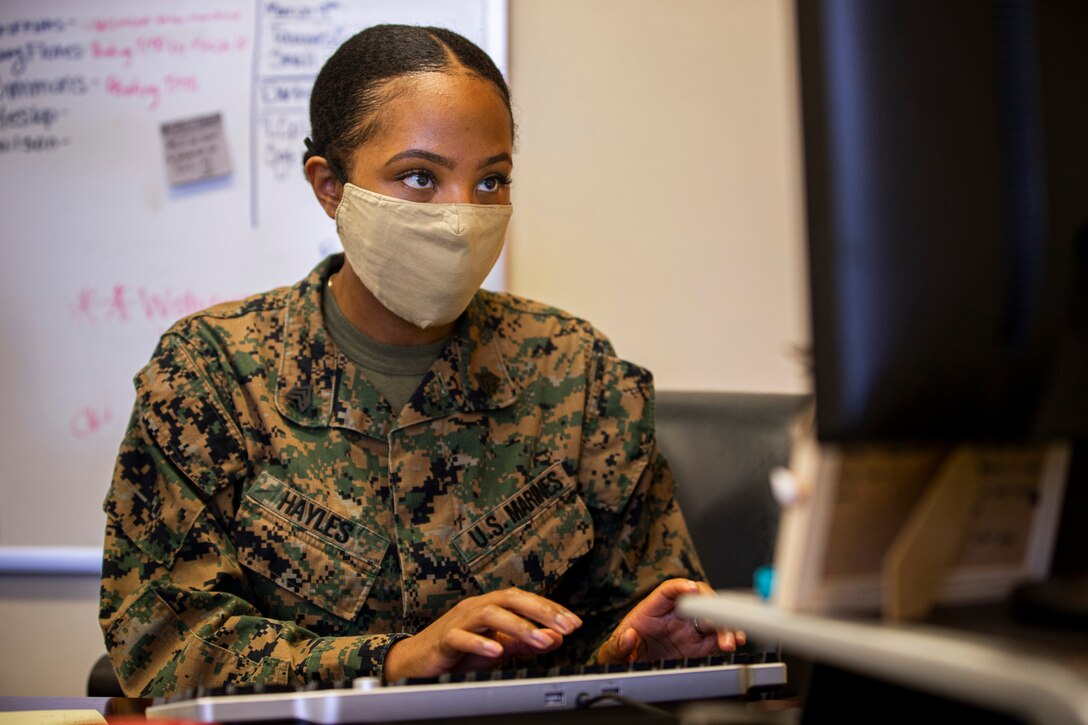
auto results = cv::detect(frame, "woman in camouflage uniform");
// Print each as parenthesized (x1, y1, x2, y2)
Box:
(99, 24, 742, 696)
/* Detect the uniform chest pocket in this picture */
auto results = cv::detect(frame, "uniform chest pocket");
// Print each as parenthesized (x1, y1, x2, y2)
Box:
(452, 462, 594, 594)
(235, 472, 389, 621)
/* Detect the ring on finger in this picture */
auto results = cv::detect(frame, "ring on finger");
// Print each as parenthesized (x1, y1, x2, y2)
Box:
(691, 618, 705, 636)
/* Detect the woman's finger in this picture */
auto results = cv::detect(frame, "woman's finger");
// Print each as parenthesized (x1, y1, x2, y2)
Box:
(466, 601, 560, 651)
(443, 628, 505, 659)
(597, 627, 640, 664)
(689, 581, 745, 650)
(490, 588, 582, 635)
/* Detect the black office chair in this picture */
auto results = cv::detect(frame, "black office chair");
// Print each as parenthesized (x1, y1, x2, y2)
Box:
(654, 390, 813, 701)
(87, 653, 124, 697)
(654, 390, 808, 590)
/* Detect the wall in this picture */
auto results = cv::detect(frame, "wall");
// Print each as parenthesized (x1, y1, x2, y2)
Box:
(507, 0, 809, 394)
(0, 576, 105, 696)
(0, 0, 808, 696)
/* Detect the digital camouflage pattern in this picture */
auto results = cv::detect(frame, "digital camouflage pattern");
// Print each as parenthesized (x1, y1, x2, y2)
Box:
(100, 254, 705, 697)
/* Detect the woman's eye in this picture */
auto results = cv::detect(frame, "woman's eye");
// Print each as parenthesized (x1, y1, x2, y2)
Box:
(477, 175, 510, 192)
(401, 171, 434, 190)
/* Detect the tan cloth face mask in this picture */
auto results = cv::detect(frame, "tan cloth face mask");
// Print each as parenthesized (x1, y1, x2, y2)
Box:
(335, 184, 512, 329)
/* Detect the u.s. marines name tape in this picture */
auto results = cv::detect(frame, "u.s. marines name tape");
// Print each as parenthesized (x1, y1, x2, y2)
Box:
(452, 461, 570, 562)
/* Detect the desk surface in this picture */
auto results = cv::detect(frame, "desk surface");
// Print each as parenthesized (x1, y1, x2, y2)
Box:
(0, 697, 146, 723)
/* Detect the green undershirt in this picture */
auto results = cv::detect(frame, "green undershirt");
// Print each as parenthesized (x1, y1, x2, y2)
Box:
(322, 281, 450, 413)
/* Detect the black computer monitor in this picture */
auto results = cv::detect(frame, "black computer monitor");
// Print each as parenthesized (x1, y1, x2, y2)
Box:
(797, 0, 1088, 444)
(794, 0, 1088, 626)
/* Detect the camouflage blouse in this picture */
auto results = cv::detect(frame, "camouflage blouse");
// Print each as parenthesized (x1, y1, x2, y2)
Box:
(100, 255, 704, 697)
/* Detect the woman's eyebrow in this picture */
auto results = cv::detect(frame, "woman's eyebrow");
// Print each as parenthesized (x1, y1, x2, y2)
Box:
(383, 149, 512, 170)
(384, 149, 455, 169)
(477, 152, 512, 169)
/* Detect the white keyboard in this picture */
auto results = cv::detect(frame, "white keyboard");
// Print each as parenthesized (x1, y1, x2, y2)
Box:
(146, 654, 787, 723)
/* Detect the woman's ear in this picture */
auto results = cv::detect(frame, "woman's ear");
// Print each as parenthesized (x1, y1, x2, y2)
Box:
(304, 156, 344, 220)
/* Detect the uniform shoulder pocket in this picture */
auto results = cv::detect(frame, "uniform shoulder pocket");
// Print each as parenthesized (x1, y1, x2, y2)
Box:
(452, 462, 594, 594)
(579, 354, 656, 512)
(105, 419, 209, 564)
(135, 336, 249, 497)
(235, 472, 389, 621)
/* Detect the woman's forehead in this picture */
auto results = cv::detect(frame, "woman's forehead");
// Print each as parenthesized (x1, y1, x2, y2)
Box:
(381, 72, 510, 122)
(363, 72, 513, 157)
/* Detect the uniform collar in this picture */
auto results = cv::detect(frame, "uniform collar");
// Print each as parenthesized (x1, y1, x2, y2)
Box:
(275, 256, 338, 428)
(276, 255, 519, 438)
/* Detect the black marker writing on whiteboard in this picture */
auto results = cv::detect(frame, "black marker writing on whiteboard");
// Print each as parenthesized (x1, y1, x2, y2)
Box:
(0, 41, 83, 76)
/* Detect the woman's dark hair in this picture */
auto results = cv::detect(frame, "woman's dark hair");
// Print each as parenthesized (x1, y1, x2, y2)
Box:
(304, 24, 512, 182)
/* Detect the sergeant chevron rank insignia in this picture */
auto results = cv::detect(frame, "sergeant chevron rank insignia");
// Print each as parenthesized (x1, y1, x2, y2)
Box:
(285, 384, 312, 412)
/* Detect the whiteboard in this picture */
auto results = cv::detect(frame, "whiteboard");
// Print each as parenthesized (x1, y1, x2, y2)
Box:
(0, 0, 508, 559)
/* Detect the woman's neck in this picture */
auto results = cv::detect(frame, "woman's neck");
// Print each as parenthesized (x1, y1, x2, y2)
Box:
(329, 264, 456, 346)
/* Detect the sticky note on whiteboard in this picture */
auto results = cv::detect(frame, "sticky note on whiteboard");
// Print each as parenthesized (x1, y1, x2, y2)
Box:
(160, 112, 232, 186)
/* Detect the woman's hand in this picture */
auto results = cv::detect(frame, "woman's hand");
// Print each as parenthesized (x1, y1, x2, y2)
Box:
(596, 579, 746, 664)
(383, 588, 582, 681)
